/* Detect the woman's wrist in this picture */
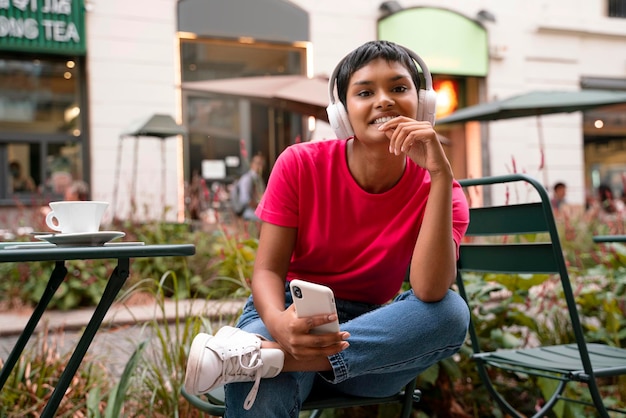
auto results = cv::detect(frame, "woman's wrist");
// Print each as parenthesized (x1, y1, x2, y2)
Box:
(428, 166, 453, 184)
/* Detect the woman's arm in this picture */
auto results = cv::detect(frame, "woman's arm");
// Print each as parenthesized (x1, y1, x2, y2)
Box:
(382, 117, 458, 302)
(252, 222, 349, 359)
(252, 222, 297, 332)
(409, 171, 457, 302)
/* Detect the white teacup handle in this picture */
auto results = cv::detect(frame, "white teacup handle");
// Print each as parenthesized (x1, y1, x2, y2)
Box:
(45, 211, 63, 232)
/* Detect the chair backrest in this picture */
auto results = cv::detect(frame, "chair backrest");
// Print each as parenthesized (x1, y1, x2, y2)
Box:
(455, 174, 593, 370)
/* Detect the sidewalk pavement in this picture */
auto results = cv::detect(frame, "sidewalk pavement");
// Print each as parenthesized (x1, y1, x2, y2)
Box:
(0, 298, 245, 337)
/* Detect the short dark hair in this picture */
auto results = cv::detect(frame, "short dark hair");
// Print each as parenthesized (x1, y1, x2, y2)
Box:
(553, 182, 566, 192)
(335, 40, 421, 107)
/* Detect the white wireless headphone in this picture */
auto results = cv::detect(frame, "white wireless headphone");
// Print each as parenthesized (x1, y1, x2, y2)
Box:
(326, 45, 437, 140)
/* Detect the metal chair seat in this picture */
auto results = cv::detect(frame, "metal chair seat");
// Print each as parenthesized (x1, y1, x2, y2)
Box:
(181, 378, 421, 417)
(475, 343, 626, 378)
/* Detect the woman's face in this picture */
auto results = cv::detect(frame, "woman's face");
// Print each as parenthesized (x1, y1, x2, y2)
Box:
(345, 58, 418, 145)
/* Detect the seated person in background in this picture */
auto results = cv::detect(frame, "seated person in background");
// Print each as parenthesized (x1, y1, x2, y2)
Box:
(184, 40, 470, 416)
(64, 180, 89, 201)
(9, 161, 36, 192)
(586, 183, 625, 232)
(596, 184, 624, 217)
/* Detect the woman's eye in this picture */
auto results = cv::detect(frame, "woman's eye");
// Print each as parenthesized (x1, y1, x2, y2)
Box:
(392, 85, 408, 93)
(357, 90, 372, 97)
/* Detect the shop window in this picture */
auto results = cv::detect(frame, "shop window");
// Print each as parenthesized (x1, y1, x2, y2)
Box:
(0, 57, 81, 134)
(608, 0, 626, 17)
(44, 142, 84, 195)
(0, 56, 85, 204)
(180, 38, 307, 177)
(2, 141, 83, 202)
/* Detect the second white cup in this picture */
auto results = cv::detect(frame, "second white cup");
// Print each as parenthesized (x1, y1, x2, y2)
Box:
(45, 201, 109, 234)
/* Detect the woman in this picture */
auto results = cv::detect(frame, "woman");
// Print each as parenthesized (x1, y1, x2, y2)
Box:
(185, 40, 470, 416)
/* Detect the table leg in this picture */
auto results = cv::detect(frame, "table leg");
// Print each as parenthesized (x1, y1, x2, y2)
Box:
(0, 261, 67, 391)
(41, 258, 130, 418)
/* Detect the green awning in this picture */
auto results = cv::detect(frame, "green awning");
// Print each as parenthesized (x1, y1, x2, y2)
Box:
(378, 7, 488, 77)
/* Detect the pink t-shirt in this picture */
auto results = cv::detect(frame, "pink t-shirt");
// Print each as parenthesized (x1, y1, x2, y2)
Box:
(256, 139, 469, 304)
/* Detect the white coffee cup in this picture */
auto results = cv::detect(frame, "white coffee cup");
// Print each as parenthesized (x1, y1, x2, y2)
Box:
(45, 201, 109, 234)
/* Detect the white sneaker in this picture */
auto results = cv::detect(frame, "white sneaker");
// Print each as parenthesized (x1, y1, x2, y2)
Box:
(184, 326, 284, 410)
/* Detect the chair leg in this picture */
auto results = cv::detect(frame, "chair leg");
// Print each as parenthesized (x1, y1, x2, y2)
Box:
(475, 362, 526, 418)
(309, 409, 323, 418)
(531, 380, 567, 418)
(400, 379, 418, 418)
(588, 379, 611, 418)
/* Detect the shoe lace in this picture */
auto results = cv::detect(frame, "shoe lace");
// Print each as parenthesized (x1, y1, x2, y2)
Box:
(221, 346, 264, 410)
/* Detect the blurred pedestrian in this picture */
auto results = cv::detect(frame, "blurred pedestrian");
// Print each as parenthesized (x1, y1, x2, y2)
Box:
(550, 181, 572, 218)
(550, 182, 567, 214)
(234, 154, 266, 221)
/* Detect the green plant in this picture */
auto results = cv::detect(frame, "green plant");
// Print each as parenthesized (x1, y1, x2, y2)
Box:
(0, 326, 113, 417)
(0, 257, 31, 311)
(204, 226, 257, 298)
(112, 217, 196, 298)
(454, 266, 626, 417)
(21, 260, 111, 310)
(86, 340, 148, 418)
(0, 220, 256, 311)
(120, 270, 241, 417)
(2, 207, 625, 417)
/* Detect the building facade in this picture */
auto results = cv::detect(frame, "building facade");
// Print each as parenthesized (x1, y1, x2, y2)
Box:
(1, 0, 625, 227)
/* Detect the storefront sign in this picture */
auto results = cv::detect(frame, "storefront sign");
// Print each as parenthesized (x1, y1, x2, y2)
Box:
(0, 0, 85, 55)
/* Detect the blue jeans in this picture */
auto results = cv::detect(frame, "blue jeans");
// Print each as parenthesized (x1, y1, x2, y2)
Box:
(224, 286, 469, 417)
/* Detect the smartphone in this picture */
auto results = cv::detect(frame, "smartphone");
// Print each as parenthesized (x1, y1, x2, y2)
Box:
(289, 279, 340, 334)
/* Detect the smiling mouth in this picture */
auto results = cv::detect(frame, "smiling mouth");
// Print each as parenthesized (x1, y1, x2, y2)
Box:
(371, 116, 397, 124)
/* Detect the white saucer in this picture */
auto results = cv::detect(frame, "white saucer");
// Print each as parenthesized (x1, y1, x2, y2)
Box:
(34, 231, 125, 247)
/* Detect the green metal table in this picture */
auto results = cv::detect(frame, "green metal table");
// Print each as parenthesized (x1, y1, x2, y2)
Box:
(0, 243, 196, 417)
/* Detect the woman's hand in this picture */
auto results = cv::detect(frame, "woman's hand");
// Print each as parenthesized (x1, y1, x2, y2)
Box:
(380, 116, 451, 177)
(270, 304, 350, 361)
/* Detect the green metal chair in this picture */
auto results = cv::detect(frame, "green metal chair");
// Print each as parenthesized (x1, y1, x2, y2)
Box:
(456, 173, 626, 417)
(181, 378, 420, 417)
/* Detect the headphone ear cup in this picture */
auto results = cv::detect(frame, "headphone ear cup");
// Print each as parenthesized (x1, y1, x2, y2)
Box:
(326, 102, 354, 139)
(418, 89, 438, 126)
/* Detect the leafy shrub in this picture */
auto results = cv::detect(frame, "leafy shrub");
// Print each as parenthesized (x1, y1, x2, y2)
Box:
(451, 257, 626, 417)
(118, 271, 241, 417)
(0, 220, 256, 311)
(1, 207, 624, 416)
(0, 326, 112, 417)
